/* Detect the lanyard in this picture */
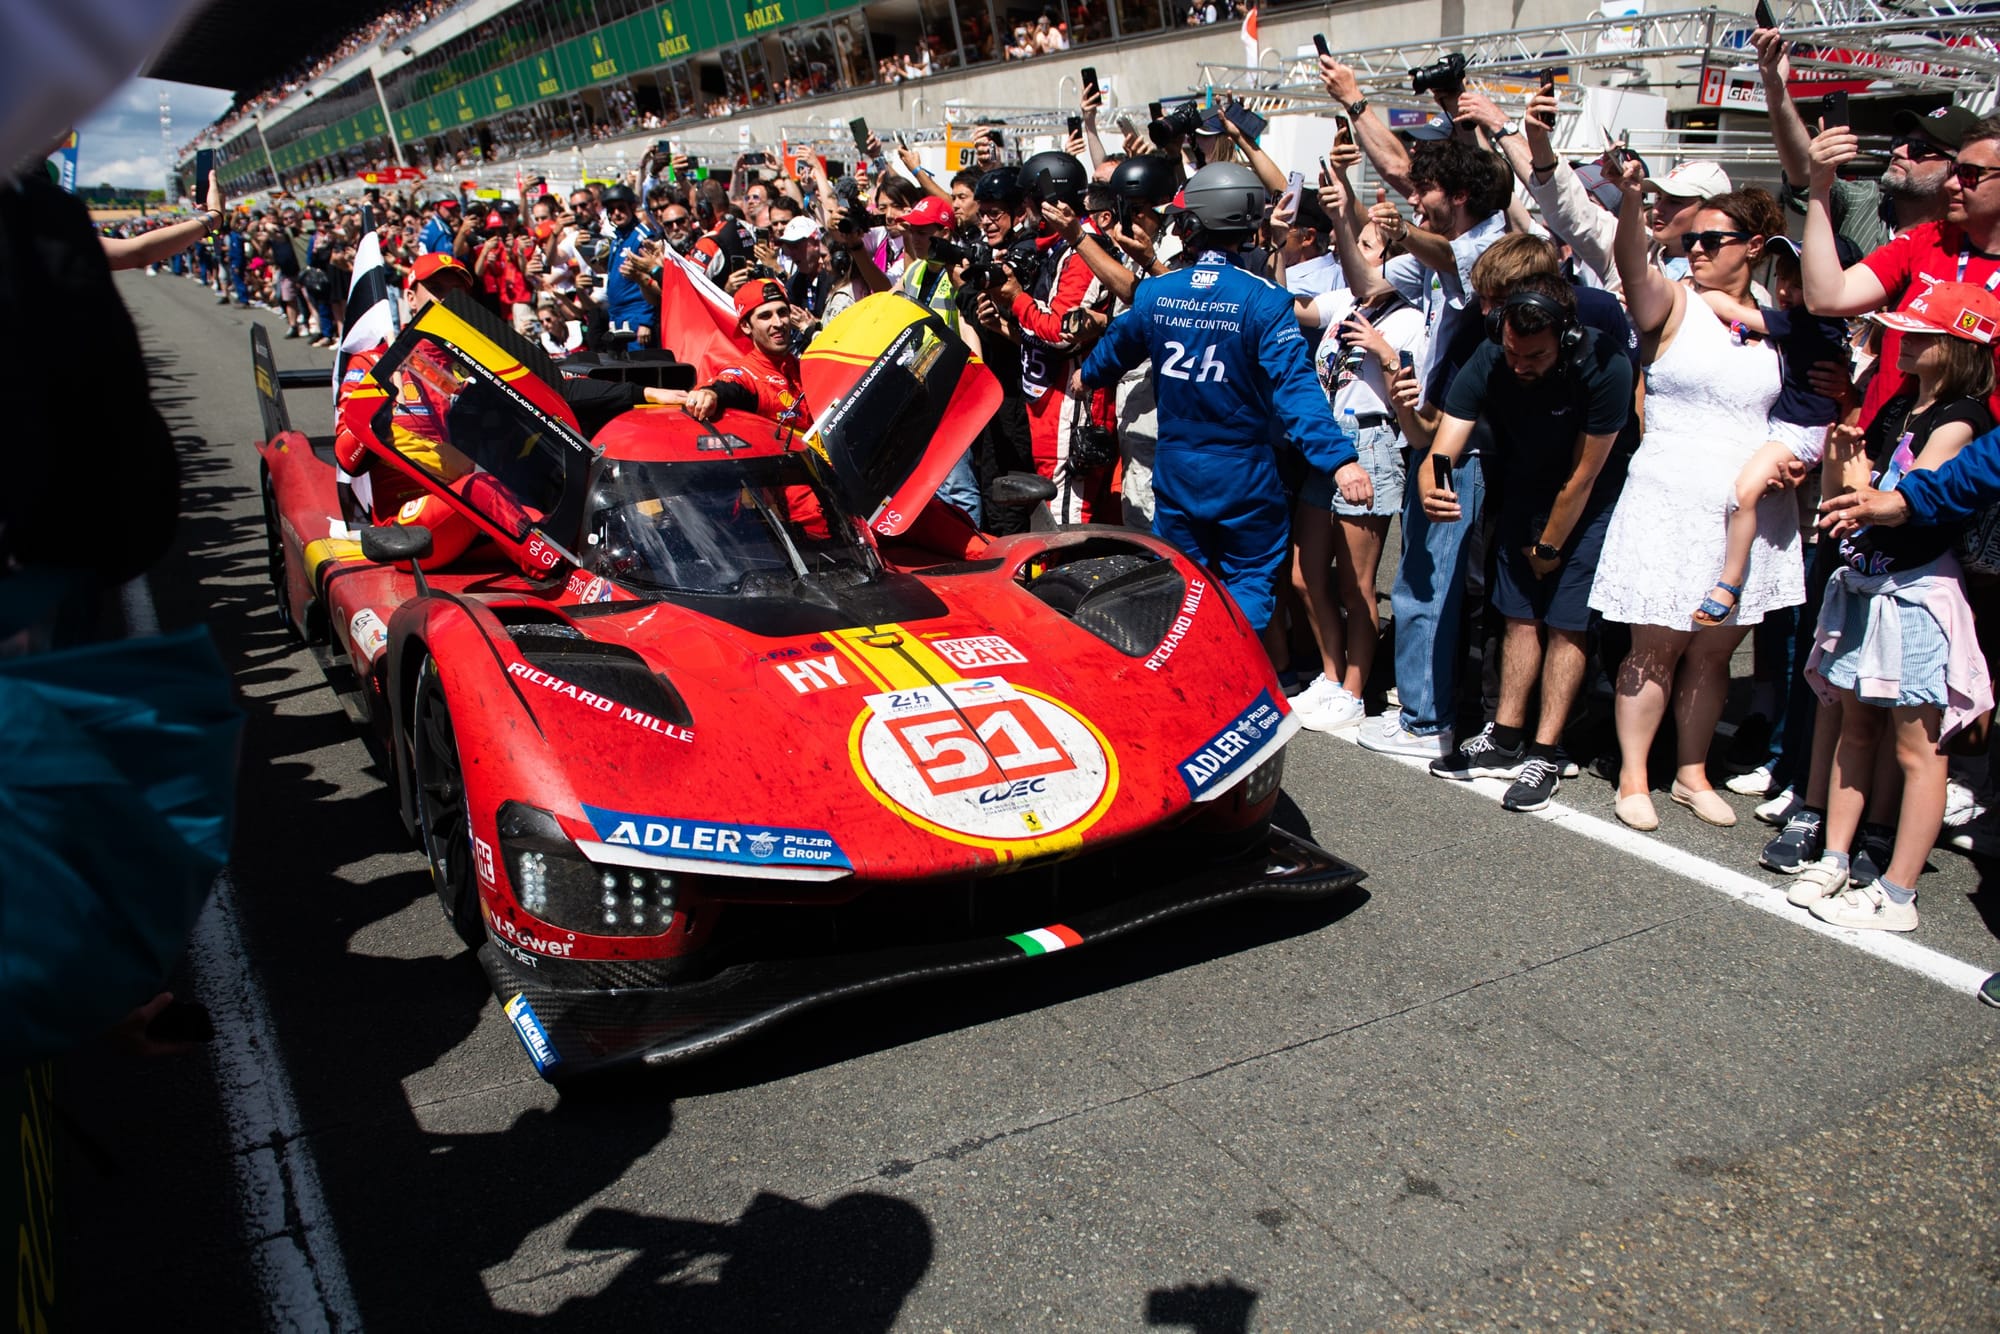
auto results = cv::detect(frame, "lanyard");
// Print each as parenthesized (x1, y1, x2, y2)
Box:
(1956, 235, 2000, 291)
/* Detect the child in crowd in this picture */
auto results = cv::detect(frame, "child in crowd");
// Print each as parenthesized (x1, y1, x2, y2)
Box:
(1692, 236, 1856, 626)
(1789, 282, 2000, 931)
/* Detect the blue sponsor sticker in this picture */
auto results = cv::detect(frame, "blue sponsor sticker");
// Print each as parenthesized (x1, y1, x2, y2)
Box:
(581, 804, 853, 870)
(504, 993, 560, 1074)
(1178, 689, 1284, 799)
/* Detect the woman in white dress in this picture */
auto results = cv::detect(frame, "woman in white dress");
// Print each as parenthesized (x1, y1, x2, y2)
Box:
(1589, 171, 1802, 831)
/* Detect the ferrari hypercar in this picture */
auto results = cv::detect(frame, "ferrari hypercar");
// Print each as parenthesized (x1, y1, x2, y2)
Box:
(253, 291, 1363, 1082)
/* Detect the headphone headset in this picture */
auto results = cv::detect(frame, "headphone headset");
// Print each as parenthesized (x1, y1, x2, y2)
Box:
(1485, 289, 1584, 366)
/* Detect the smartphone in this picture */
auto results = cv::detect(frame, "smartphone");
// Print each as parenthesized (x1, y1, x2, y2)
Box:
(1149, 101, 1164, 123)
(1333, 115, 1353, 144)
(1067, 115, 1083, 136)
(1755, 0, 1777, 27)
(1117, 114, 1140, 136)
(1313, 33, 1330, 57)
(1280, 170, 1305, 214)
(1820, 89, 1849, 129)
(1319, 156, 1333, 185)
(1601, 125, 1633, 176)
(1431, 453, 1453, 492)
(894, 130, 908, 149)
(1081, 66, 1100, 98)
(1399, 349, 1416, 371)
(1227, 102, 1268, 143)
(988, 127, 1006, 152)
(849, 117, 870, 154)
(654, 138, 671, 159)
(1540, 69, 1557, 96)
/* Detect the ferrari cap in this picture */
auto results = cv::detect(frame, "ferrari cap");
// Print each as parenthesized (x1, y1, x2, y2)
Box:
(1642, 160, 1730, 199)
(407, 252, 472, 291)
(1870, 280, 2000, 344)
(903, 196, 954, 229)
(734, 277, 790, 323)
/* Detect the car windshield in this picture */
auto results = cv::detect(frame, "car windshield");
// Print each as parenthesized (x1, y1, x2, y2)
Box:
(582, 448, 879, 596)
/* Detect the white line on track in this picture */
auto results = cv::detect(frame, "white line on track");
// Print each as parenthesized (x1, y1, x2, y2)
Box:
(123, 577, 361, 1331)
(1336, 732, 1992, 996)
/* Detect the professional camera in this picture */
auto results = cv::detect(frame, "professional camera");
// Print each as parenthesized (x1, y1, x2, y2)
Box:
(1409, 52, 1468, 96)
(1148, 100, 1206, 143)
(837, 204, 885, 234)
(937, 238, 1008, 292)
(573, 234, 613, 268)
(1002, 237, 1042, 289)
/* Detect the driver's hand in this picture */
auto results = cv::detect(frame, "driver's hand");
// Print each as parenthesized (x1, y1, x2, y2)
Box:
(683, 387, 721, 421)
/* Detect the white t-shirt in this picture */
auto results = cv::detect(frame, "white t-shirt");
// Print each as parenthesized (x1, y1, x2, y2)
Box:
(1309, 290, 1427, 421)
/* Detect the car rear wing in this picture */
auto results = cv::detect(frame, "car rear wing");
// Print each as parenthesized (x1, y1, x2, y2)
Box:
(250, 324, 340, 442)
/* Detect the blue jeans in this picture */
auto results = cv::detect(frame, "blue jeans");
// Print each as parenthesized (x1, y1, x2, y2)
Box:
(935, 451, 983, 530)
(230, 264, 248, 305)
(1391, 451, 1485, 737)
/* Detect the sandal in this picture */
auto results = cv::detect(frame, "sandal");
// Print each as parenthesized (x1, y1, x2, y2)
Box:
(1671, 781, 1737, 827)
(1692, 581, 1743, 627)
(1614, 791, 1660, 831)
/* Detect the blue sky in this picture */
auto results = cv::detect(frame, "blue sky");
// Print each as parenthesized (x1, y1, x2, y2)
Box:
(74, 76, 236, 191)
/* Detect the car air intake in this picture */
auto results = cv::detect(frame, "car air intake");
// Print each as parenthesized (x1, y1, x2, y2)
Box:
(1069, 560, 1188, 657)
(508, 625, 692, 726)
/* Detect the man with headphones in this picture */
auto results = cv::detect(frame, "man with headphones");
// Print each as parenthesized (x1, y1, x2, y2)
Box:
(1414, 273, 1635, 812)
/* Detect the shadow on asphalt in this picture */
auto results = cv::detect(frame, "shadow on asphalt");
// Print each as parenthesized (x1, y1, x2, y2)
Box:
(116, 338, 1370, 1330)
(1145, 1276, 1262, 1334)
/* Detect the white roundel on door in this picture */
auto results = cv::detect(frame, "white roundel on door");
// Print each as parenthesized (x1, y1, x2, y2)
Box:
(853, 678, 1112, 841)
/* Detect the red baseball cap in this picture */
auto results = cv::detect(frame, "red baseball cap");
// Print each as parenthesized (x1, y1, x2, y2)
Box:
(406, 252, 472, 292)
(903, 196, 953, 229)
(1872, 280, 2000, 345)
(734, 277, 790, 324)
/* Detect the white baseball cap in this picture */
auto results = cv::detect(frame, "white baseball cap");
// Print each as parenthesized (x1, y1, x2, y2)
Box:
(1642, 160, 1730, 200)
(778, 216, 822, 243)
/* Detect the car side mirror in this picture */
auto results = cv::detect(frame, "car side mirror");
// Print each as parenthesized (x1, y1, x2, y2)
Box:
(361, 524, 434, 564)
(988, 472, 1057, 508)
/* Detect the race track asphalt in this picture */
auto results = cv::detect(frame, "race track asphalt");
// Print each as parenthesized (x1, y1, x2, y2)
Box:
(58, 269, 2000, 1332)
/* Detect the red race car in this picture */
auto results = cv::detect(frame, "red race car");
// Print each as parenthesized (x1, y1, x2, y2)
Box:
(253, 291, 1363, 1082)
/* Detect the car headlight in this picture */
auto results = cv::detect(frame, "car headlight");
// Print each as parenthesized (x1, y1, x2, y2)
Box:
(1241, 749, 1285, 806)
(499, 801, 676, 937)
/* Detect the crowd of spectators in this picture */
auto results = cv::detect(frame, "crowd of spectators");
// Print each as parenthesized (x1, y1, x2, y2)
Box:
(135, 21, 2000, 957)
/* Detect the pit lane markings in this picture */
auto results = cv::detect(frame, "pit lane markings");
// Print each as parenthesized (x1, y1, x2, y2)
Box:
(126, 576, 360, 1332)
(1335, 735, 1991, 997)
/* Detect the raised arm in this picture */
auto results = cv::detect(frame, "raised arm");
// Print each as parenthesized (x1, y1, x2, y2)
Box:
(1319, 56, 1412, 197)
(1802, 126, 1892, 314)
(1753, 27, 1812, 190)
(1612, 159, 1677, 334)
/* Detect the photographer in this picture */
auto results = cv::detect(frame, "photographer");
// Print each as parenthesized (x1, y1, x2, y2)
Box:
(961, 168, 1039, 533)
(897, 195, 987, 525)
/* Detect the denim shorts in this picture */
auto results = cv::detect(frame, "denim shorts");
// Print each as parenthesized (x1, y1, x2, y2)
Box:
(1300, 423, 1404, 518)
(1818, 593, 1952, 709)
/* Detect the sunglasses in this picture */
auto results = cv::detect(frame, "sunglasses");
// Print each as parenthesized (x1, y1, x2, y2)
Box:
(1953, 162, 2000, 189)
(1892, 135, 1954, 163)
(1680, 229, 1753, 254)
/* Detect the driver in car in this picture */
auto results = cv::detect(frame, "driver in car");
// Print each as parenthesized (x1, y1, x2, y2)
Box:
(334, 252, 483, 565)
(678, 279, 810, 431)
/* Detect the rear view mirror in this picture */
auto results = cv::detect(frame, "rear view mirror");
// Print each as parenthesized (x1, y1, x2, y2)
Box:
(361, 525, 434, 564)
(988, 472, 1057, 507)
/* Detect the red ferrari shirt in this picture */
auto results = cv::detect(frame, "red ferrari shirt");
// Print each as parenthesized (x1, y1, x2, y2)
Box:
(711, 345, 810, 431)
(1858, 222, 2000, 428)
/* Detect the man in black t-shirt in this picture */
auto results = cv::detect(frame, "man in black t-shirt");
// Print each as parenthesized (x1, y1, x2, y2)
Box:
(1416, 275, 1635, 812)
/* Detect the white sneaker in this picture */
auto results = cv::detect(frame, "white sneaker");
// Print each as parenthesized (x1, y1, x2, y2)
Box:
(1809, 882, 1918, 932)
(1355, 712, 1452, 759)
(1785, 856, 1849, 908)
(1297, 685, 1365, 734)
(1725, 765, 1775, 797)
(1942, 779, 1987, 829)
(1755, 787, 1799, 826)
(1944, 810, 2000, 857)
(1291, 673, 1340, 714)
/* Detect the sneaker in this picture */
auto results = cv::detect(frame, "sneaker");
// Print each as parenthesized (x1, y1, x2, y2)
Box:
(1945, 810, 2000, 858)
(1724, 764, 1775, 797)
(1785, 855, 1848, 907)
(1291, 673, 1339, 711)
(1548, 744, 1581, 779)
(1755, 787, 1799, 826)
(216, 294, 231, 305)
(1762, 808, 1825, 874)
(1942, 779, 1987, 829)
(1356, 713, 1452, 760)
(1809, 882, 1918, 932)
(1850, 823, 1894, 887)
(1295, 683, 1365, 734)
(1980, 973, 2000, 1008)
(1429, 723, 1525, 781)
(1502, 755, 1562, 812)
(283, 326, 302, 339)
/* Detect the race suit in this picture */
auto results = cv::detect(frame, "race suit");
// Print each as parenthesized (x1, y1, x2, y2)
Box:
(334, 344, 481, 564)
(604, 220, 656, 341)
(708, 345, 810, 431)
(417, 213, 457, 257)
(1080, 252, 1358, 630)
(1010, 231, 1114, 522)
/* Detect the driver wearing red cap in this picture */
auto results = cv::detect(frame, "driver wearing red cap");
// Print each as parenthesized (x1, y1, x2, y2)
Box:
(332, 252, 482, 563)
(680, 279, 810, 430)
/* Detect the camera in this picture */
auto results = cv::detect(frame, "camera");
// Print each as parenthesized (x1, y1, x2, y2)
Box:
(1149, 101, 1206, 143)
(574, 234, 612, 268)
(928, 235, 975, 267)
(838, 204, 885, 234)
(1410, 52, 1467, 96)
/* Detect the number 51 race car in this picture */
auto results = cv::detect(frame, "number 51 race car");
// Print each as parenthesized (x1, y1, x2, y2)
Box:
(254, 290, 1363, 1083)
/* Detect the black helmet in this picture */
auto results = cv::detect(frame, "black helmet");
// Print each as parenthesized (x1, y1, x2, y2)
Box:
(972, 167, 1023, 209)
(1019, 150, 1087, 207)
(496, 198, 520, 218)
(1109, 154, 1179, 210)
(1179, 161, 1267, 233)
(599, 184, 639, 209)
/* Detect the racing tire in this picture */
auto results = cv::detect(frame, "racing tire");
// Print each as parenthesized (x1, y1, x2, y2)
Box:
(1023, 553, 1154, 615)
(410, 654, 486, 950)
(260, 466, 300, 640)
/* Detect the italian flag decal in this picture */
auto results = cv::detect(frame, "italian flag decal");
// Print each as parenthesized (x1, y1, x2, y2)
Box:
(1007, 924, 1083, 956)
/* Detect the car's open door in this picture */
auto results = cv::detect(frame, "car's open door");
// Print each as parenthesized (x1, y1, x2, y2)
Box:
(798, 293, 1002, 537)
(337, 290, 596, 576)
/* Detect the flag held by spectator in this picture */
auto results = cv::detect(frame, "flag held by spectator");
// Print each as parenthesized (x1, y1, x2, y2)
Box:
(1240, 6, 1259, 65)
(657, 243, 753, 379)
(333, 230, 398, 505)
